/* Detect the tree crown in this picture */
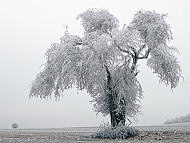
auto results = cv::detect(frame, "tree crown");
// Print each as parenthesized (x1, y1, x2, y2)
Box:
(30, 9, 181, 118)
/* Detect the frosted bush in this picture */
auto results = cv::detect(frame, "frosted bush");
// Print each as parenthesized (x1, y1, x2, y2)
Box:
(91, 125, 138, 139)
(12, 123, 18, 129)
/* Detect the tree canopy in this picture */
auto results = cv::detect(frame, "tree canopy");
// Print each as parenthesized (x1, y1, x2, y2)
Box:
(30, 9, 181, 120)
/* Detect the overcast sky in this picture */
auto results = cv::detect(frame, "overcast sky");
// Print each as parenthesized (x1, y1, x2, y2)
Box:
(0, 0, 190, 129)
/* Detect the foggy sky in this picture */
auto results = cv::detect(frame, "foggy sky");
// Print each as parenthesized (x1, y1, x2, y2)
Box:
(0, 0, 190, 129)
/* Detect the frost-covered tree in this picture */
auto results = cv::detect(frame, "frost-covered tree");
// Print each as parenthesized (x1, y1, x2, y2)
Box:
(12, 123, 18, 129)
(30, 9, 181, 128)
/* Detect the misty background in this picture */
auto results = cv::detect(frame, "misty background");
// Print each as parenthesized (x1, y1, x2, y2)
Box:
(0, 0, 190, 129)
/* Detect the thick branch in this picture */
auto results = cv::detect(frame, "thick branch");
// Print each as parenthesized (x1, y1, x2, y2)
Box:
(138, 48, 151, 59)
(74, 41, 83, 46)
(115, 43, 139, 75)
(131, 53, 138, 74)
(117, 45, 131, 55)
(104, 64, 117, 127)
(117, 45, 136, 63)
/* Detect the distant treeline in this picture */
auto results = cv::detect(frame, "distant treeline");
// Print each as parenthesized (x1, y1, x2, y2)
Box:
(164, 114, 190, 124)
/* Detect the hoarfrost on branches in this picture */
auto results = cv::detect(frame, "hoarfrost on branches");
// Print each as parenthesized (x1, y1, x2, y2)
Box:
(147, 44, 181, 88)
(77, 8, 119, 34)
(30, 9, 181, 127)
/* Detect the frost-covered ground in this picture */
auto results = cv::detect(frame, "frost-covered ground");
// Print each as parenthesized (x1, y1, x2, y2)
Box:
(0, 124, 190, 143)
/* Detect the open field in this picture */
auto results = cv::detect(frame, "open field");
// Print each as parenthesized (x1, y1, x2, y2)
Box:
(0, 124, 190, 143)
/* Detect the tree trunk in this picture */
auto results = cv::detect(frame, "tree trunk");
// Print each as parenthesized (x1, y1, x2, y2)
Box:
(105, 65, 126, 128)
(109, 94, 126, 128)
(107, 79, 126, 128)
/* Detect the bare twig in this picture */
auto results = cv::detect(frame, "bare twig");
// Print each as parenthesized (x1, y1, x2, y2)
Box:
(127, 118, 132, 126)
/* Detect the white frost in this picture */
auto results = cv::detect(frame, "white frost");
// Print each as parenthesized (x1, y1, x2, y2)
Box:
(30, 9, 181, 120)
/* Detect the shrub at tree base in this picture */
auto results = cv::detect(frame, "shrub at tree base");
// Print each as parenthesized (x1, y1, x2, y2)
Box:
(91, 126, 138, 139)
